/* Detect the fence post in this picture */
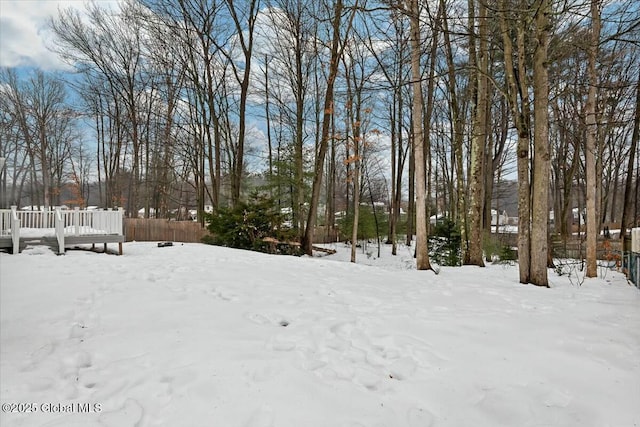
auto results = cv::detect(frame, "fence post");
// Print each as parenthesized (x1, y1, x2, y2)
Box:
(11, 205, 19, 254)
(118, 207, 124, 237)
(55, 207, 65, 255)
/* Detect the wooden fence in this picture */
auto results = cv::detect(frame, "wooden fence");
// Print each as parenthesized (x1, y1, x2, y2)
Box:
(489, 232, 627, 260)
(124, 219, 340, 245)
(124, 219, 209, 243)
(551, 236, 625, 260)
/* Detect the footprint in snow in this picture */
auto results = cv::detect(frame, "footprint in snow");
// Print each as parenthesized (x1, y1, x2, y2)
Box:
(407, 407, 435, 427)
(388, 357, 418, 381)
(210, 286, 239, 302)
(244, 405, 274, 427)
(245, 312, 288, 327)
(69, 323, 88, 339)
(354, 367, 381, 390)
(543, 389, 572, 408)
(99, 398, 144, 427)
(268, 334, 297, 351)
(21, 341, 56, 371)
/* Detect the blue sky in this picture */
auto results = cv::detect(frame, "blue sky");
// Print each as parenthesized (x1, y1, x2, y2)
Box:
(0, 0, 120, 70)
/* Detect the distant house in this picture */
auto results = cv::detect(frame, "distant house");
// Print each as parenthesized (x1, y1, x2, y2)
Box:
(429, 213, 448, 224)
(491, 209, 509, 226)
(549, 208, 583, 229)
(428, 210, 508, 226)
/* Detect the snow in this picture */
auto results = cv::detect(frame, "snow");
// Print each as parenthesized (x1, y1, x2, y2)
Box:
(1, 242, 639, 427)
(8, 227, 115, 238)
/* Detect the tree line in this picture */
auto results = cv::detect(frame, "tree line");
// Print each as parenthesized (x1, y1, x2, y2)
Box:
(0, 0, 638, 286)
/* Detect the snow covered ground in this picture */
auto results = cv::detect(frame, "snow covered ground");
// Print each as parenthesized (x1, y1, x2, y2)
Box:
(1, 242, 639, 427)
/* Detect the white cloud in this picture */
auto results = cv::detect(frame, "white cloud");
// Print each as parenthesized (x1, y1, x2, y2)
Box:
(0, 0, 118, 70)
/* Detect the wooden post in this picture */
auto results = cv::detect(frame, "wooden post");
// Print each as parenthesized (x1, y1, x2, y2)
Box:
(118, 242, 123, 255)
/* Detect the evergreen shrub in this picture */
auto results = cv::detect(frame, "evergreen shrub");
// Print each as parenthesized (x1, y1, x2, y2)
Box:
(202, 193, 299, 254)
(429, 217, 462, 266)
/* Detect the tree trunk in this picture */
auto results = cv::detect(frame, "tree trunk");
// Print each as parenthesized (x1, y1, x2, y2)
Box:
(585, 0, 601, 277)
(498, 2, 531, 283)
(530, 0, 551, 287)
(467, 0, 488, 267)
(410, 0, 432, 271)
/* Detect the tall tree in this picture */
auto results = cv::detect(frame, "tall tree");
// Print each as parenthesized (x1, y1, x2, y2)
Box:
(222, 0, 260, 206)
(51, 1, 152, 216)
(0, 69, 76, 209)
(466, 0, 489, 267)
(260, 1, 318, 235)
(498, 0, 532, 284)
(302, 0, 356, 255)
(584, 0, 602, 277)
(620, 68, 640, 237)
(441, 0, 468, 257)
(409, 0, 432, 270)
(529, 0, 551, 287)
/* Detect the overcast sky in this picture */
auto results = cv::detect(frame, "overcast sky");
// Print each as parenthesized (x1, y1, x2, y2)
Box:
(0, 0, 118, 71)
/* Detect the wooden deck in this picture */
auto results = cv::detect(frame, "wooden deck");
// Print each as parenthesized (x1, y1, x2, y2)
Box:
(0, 207, 125, 255)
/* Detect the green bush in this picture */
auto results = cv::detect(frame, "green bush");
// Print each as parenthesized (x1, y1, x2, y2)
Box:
(202, 193, 297, 254)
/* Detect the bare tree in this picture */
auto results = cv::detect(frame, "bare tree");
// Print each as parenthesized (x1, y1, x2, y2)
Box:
(408, 0, 432, 270)
(220, 0, 260, 206)
(259, 1, 318, 235)
(529, 0, 552, 287)
(302, 0, 356, 255)
(621, 69, 640, 237)
(584, 0, 602, 277)
(0, 69, 76, 209)
(498, 0, 532, 283)
(466, 0, 489, 267)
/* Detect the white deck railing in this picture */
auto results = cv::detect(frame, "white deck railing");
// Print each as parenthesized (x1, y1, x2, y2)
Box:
(0, 206, 124, 254)
(0, 207, 20, 253)
(632, 227, 640, 253)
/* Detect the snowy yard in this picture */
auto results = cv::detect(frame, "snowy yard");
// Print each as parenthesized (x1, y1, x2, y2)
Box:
(1, 242, 639, 427)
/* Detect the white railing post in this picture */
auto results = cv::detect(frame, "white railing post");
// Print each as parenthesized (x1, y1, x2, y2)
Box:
(118, 207, 124, 236)
(95, 209, 104, 233)
(11, 205, 19, 254)
(55, 207, 65, 255)
(74, 207, 80, 236)
(104, 209, 111, 233)
(632, 228, 640, 253)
